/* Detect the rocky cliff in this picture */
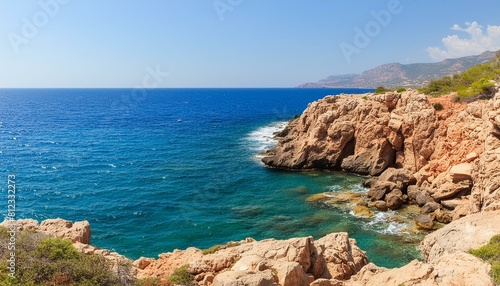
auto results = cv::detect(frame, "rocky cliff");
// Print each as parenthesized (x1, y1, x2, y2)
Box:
(262, 88, 500, 226)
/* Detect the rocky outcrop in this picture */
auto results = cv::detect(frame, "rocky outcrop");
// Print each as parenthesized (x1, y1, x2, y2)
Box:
(139, 232, 368, 286)
(346, 253, 493, 286)
(4, 215, 499, 285)
(263, 89, 500, 224)
(0, 218, 135, 279)
(420, 210, 500, 263)
(0, 218, 91, 244)
(344, 211, 500, 286)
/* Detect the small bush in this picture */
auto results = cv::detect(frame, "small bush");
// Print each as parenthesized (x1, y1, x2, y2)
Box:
(167, 265, 195, 286)
(202, 244, 221, 255)
(36, 237, 80, 260)
(375, 86, 388, 94)
(432, 103, 444, 111)
(362, 96, 368, 100)
(469, 234, 500, 284)
(396, 88, 406, 92)
(0, 231, 121, 285)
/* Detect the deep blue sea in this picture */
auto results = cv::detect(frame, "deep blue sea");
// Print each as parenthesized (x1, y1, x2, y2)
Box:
(0, 88, 420, 268)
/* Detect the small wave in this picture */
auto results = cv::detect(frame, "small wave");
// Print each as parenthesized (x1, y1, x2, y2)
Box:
(245, 121, 288, 155)
(367, 211, 409, 235)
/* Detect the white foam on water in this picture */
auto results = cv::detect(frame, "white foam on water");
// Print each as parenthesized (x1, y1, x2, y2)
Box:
(367, 211, 409, 235)
(245, 121, 289, 156)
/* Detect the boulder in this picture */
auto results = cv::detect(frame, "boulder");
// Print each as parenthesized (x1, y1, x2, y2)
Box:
(213, 270, 278, 286)
(431, 180, 472, 201)
(377, 167, 416, 190)
(133, 257, 154, 270)
(414, 214, 434, 230)
(315, 233, 368, 280)
(370, 200, 388, 211)
(367, 181, 397, 201)
(384, 189, 404, 210)
(231, 256, 309, 286)
(432, 208, 453, 224)
(449, 163, 473, 183)
(420, 201, 441, 214)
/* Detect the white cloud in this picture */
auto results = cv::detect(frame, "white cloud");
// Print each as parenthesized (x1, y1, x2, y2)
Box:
(427, 21, 500, 61)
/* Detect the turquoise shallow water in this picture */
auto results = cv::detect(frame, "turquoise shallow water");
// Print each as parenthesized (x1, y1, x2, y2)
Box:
(0, 88, 420, 267)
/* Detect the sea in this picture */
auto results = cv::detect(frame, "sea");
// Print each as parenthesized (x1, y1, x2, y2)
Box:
(0, 88, 421, 268)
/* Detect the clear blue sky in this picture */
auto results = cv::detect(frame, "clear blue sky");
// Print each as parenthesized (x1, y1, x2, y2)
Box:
(1, 0, 500, 88)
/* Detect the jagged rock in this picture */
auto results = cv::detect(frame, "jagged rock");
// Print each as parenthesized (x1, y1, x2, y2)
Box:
(431, 180, 472, 201)
(133, 257, 154, 270)
(440, 198, 465, 209)
(0, 218, 91, 245)
(385, 189, 404, 210)
(341, 139, 395, 175)
(315, 233, 368, 280)
(377, 167, 416, 190)
(367, 181, 397, 201)
(138, 232, 368, 283)
(262, 90, 500, 218)
(432, 208, 453, 224)
(231, 256, 309, 286)
(415, 189, 433, 207)
(421, 201, 441, 214)
(369, 200, 388, 211)
(406, 185, 420, 204)
(361, 177, 378, 188)
(414, 214, 435, 230)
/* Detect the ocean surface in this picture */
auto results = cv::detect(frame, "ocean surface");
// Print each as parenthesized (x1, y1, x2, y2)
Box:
(0, 88, 421, 268)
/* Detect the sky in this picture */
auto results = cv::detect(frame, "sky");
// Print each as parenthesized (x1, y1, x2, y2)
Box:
(1, 0, 500, 88)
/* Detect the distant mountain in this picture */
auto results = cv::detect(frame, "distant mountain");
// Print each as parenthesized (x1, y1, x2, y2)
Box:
(298, 51, 496, 88)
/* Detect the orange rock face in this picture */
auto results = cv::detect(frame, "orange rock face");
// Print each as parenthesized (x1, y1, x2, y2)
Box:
(263, 88, 500, 220)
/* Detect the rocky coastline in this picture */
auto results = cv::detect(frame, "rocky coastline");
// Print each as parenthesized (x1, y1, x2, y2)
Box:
(262, 88, 500, 230)
(4, 213, 499, 285)
(4, 89, 500, 285)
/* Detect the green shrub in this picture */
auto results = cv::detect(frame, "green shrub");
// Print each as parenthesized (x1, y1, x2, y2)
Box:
(396, 88, 406, 92)
(136, 277, 166, 286)
(375, 86, 388, 94)
(167, 265, 195, 286)
(0, 231, 122, 286)
(36, 237, 80, 260)
(419, 53, 500, 100)
(202, 244, 221, 255)
(362, 96, 368, 100)
(432, 103, 444, 111)
(469, 234, 500, 284)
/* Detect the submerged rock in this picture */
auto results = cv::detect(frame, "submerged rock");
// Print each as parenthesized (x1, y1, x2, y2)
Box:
(353, 205, 374, 218)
